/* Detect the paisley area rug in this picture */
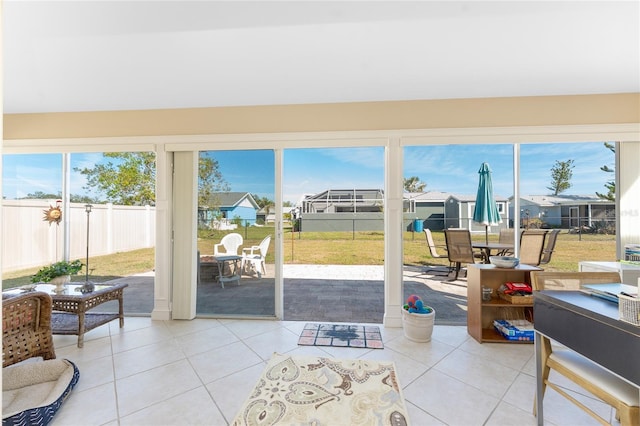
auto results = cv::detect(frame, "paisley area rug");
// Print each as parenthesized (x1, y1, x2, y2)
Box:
(232, 353, 409, 426)
(297, 323, 384, 349)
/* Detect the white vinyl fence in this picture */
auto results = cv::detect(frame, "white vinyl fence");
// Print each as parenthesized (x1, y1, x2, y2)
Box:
(2, 200, 155, 273)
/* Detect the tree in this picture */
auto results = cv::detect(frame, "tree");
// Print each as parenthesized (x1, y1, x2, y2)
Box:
(21, 191, 62, 200)
(70, 194, 104, 204)
(75, 153, 156, 205)
(596, 142, 615, 201)
(76, 152, 227, 206)
(403, 176, 427, 192)
(22, 192, 103, 204)
(198, 156, 229, 207)
(251, 194, 274, 209)
(547, 159, 574, 195)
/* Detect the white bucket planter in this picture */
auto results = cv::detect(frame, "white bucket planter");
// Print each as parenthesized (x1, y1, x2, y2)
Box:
(50, 275, 71, 292)
(401, 307, 435, 342)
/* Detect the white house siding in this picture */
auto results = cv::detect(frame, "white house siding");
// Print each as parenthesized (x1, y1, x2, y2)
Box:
(2, 200, 155, 272)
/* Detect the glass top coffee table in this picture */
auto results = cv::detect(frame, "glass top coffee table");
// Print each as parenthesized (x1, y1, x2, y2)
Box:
(3, 282, 128, 348)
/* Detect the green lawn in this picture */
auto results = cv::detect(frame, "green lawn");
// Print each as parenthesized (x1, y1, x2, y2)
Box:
(2, 227, 615, 290)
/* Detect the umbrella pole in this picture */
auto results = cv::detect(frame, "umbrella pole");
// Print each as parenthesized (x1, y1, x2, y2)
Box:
(485, 226, 489, 244)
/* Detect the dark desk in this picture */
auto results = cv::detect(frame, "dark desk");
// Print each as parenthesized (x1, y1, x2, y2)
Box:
(533, 291, 640, 424)
(472, 242, 514, 262)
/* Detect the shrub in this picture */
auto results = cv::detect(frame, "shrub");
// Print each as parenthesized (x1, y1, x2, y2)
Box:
(31, 260, 83, 283)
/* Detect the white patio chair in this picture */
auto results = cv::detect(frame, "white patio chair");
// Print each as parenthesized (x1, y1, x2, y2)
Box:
(213, 233, 243, 256)
(241, 235, 271, 278)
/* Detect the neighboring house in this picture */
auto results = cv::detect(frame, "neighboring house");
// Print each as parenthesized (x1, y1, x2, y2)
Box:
(509, 194, 615, 229)
(301, 189, 385, 214)
(198, 192, 259, 228)
(298, 189, 386, 232)
(299, 189, 510, 233)
(444, 193, 509, 232)
(256, 205, 295, 224)
(256, 205, 272, 223)
(405, 191, 450, 231)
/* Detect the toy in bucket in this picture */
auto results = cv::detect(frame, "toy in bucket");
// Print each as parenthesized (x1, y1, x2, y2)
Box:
(402, 294, 435, 342)
(404, 294, 433, 314)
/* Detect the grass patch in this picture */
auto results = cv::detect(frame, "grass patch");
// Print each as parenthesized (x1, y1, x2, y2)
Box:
(3, 228, 615, 290)
(2, 248, 155, 290)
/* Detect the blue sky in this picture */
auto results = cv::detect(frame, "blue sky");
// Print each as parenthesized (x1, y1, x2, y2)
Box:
(2, 142, 613, 203)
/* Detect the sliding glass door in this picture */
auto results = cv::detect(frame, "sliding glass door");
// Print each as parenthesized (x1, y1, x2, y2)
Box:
(196, 149, 276, 317)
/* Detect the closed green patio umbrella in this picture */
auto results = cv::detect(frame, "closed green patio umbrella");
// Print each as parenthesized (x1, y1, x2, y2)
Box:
(473, 162, 502, 243)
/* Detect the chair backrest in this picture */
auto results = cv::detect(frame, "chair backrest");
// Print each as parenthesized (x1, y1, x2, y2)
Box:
(258, 235, 272, 257)
(519, 231, 546, 266)
(444, 229, 476, 263)
(218, 233, 243, 255)
(498, 228, 515, 244)
(530, 271, 621, 291)
(423, 229, 443, 258)
(539, 229, 560, 264)
(3, 291, 56, 367)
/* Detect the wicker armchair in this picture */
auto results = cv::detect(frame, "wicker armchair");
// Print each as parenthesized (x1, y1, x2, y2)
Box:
(3, 291, 56, 368)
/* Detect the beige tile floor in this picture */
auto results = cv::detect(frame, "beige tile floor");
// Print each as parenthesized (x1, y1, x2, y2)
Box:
(50, 317, 620, 426)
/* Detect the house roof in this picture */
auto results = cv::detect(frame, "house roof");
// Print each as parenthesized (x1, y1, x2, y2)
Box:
(446, 193, 509, 203)
(4, 2, 638, 114)
(512, 194, 614, 207)
(305, 189, 384, 201)
(215, 192, 259, 209)
(406, 191, 452, 202)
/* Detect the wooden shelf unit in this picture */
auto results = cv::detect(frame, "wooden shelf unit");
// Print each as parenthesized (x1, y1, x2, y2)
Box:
(467, 264, 542, 343)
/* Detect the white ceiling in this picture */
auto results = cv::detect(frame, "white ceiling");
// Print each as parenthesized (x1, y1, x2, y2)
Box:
(3, 1, 639, 114)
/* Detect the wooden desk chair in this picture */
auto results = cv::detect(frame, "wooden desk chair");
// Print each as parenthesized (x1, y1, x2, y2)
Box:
(530, 271, 639, 426)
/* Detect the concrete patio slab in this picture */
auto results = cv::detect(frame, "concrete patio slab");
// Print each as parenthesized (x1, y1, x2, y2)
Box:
(95, 265, 469, 325)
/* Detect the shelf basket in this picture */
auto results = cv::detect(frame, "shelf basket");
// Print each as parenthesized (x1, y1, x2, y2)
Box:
(619, 294, 640, 326)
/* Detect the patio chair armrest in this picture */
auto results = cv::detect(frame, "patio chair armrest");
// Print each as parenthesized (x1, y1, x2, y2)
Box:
(242, 246, 260, 256)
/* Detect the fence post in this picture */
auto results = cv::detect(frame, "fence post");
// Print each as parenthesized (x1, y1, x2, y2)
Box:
(107, 203, 114, 254)
(145, 205, 152, 248)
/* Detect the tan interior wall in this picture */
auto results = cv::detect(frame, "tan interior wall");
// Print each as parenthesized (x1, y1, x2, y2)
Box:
(4, 93, 639, 140)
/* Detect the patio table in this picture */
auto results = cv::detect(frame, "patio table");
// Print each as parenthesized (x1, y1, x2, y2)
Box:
(472, 242, 514, 263)
(3, 282, 128, 348)
(213, 255, 242, 288)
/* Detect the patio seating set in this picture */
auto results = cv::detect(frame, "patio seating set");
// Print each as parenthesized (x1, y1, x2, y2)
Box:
(424, 227, 560, 280)
(199, 233, 272, 287)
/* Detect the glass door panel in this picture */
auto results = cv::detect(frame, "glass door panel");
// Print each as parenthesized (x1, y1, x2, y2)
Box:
(401, 144, 514, 325)
(283, 147, 385, 323)
(196, 149, 275, 317)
